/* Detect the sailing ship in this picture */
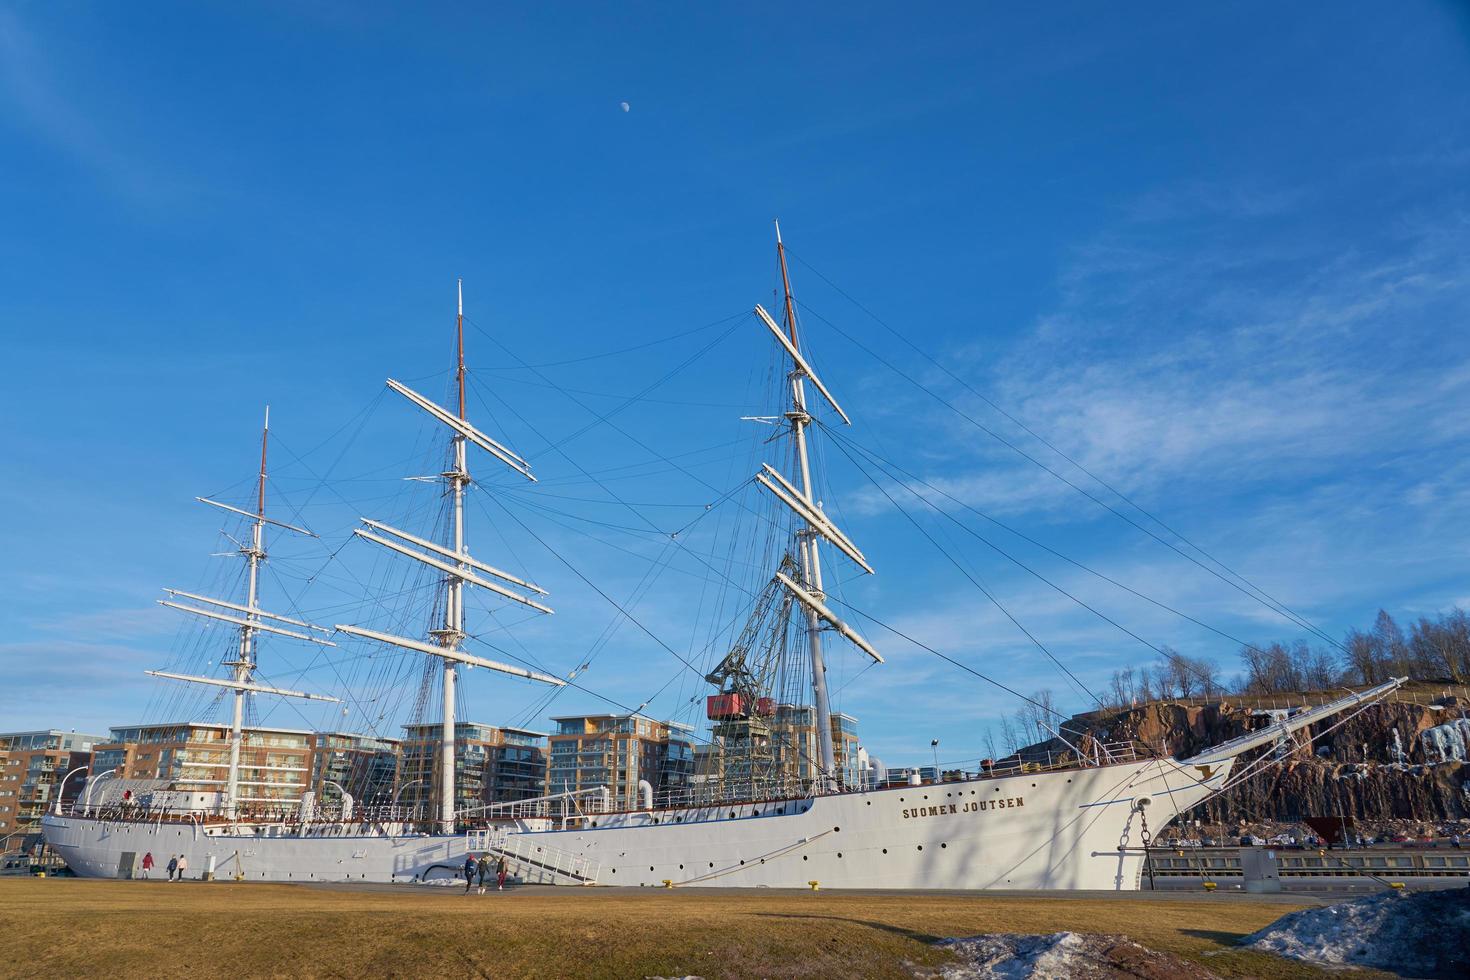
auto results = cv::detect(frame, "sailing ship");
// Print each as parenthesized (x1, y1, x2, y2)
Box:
(41, 231, 1403, 889)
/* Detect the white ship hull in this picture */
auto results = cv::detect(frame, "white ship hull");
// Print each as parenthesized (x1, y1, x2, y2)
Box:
(42, 756, 1226, 890)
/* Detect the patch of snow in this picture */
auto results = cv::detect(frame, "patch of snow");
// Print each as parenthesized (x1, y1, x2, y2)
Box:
(1245, 889, 1470, 978)
(930, 932, 1217, 979)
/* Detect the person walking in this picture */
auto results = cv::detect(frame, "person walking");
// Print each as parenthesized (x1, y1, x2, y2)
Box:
(176, 854, 188, 881)
(476, 853, 490, 895)
(166, 855, 178, 882)
(496, 854, 507, 891)
(141, 852, 154, 879)
(462, 854, 477, 895)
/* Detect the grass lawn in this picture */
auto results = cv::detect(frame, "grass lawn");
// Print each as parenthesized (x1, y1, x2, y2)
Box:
(0, 878, 1357, 978)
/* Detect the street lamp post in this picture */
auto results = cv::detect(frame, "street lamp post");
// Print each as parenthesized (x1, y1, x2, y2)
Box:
(322, 779, 354, 821)
(53, 766, 89, 815)
(391, 780, 425, 820)
(81, 769, 117, 816)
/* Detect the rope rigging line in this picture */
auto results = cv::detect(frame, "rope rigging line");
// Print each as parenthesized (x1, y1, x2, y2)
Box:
(821, 423, 1104, 708)
(456, 340, 782, 622)
(789, 290, 1348, 655)
(784, 248, 1344, 646)
(482, 311, 747, 369)
(481, 489, 711, 678)
(833, 599, 1071, 722)
(819, 424, 1309, 671)
(464, 313, 743, 465)
(821, 422, 1250, 696)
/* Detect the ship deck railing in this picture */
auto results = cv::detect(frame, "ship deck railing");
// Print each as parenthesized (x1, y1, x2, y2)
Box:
(48, 801, 436, 831)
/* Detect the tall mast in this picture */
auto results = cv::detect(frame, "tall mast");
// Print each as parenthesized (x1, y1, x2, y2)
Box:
(335, 281, 562, 830)
(156, 416, 338, 822)
(774, 222, 839, 793)
(436, 278, 469, 832)
(227, 406, 269, 818)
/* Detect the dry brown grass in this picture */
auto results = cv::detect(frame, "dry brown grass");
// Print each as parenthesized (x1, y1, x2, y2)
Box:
(0, 877, 1349, 979)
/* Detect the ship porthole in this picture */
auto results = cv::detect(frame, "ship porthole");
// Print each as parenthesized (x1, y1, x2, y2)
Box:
(882, 848, 888, 854)
(917, 845, 923, 851)
(941, 843, 947, 849)
(865, 801, 871, 806)
(678, 864, 684, 869)
(802, 855, 808, 861)
(833, 826, 840, 832)
(837, 852, 842, 858)
(709, 862, 714, 868)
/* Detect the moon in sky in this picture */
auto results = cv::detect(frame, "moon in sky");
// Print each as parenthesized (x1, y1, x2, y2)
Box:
(620, 101, 630, 112)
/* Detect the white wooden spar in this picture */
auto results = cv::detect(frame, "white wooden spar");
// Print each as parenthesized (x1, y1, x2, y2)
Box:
(775, 571, 885, 664)
(332, 624, 566, 686)
(159, 600, 338, 645)
(385, 379, 536, 482)
(352, 529, 554, 614)
(359, 518, 548, 595)
(162, 589, 334, 632)
(754, 304, 850, 425)
(146, 671, 341, 703)
(196, 497, 317, 537)
(754, 464, 873, 574)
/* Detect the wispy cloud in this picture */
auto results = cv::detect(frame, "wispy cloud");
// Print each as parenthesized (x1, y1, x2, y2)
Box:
(0, 8, 181, 204)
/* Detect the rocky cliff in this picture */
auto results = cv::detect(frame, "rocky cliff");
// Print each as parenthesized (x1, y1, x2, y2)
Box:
(1020, 681, 1470, 829)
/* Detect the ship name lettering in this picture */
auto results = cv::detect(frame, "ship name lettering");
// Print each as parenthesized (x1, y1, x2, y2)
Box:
(900, 797, 1024, 819)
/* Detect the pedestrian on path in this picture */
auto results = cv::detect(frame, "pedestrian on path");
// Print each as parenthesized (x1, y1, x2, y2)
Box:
(496, 855, 507, 891)
(166, 855, 177, 881)
(476, 853, 490, 895)
(463, 854, 478, 895)
(141, 852, 153, 879)
(176, 855, 188, 881)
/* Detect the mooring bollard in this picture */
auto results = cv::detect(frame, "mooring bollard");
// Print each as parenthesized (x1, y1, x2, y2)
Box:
(662, 879, 673, 888)
(808, 880, 820, 891)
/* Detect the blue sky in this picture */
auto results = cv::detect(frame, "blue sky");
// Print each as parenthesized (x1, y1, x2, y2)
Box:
(2, 2, 1469, 768)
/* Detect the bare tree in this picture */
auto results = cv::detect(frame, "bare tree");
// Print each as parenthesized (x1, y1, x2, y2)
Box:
(1344, 628, 1381, 685)
(999, 715, 1020, 756)
(1372, 610, 1410, 678)
(1108, 667, 1137, 709)
(1409, 610, 1470, 682)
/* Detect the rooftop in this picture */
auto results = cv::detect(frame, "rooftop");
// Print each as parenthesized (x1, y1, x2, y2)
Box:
(105, 722, 314, 738)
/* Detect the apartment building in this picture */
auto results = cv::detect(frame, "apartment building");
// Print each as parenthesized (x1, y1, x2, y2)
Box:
(547, 713, 694, 809)
(397, 722, 548, 815)
(310, 732, 399, 805)
(0, 730, 105, 840)
(92, 722, 313, 813)
(768, 706, 862, 791)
